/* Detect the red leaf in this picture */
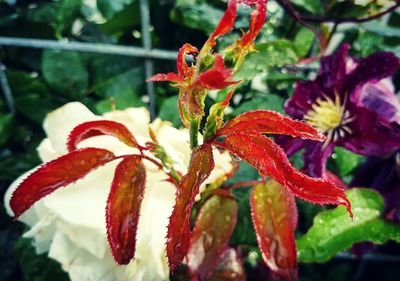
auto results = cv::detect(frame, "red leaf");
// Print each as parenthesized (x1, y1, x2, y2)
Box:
(166, 144, 215, 271)
(187, 194, 238, 280)
(146, 72, 185, 83)
(238, 0, 267, 47)
(10, 148, 115, 218)
(67, 120, 139, 152)
(208, 248, 246, 281)
(216, 110, 325, 141)
(197, 55, 239, 90)
(215, 133, 352, 216)
(106, 155, 146, 264)
(208, 0, 237, 47)
(250, 180, 298, 281)
(177, 43, 199, 78)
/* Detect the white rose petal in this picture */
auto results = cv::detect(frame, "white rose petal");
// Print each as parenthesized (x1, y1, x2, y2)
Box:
(4, 102, 232, 281)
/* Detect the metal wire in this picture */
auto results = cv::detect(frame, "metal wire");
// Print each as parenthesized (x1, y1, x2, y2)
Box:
(140, 0, 157, 120)
(0, 60, 15, 115)
(0, 37, 177, 60)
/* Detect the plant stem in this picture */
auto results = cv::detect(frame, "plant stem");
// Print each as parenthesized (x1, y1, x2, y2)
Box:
(190, 117, 200, 150)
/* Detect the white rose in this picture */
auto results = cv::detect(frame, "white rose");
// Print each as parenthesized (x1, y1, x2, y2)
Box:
(4, 102, 232, 281)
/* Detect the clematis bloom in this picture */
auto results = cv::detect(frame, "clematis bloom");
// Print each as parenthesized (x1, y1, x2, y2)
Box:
(279, 44, 400, 177)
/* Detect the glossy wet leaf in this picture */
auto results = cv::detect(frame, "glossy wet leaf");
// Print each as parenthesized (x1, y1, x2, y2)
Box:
(187, 194, 238, 280)
(216, 133, 352, 215)
(217, 110, 325, 141)
(67, 120, 139, 151)
(106, 155, 146, 264)
(167, 144, 215, 271)
(297, 188, 400, 263)
(250, 181, 297, 280)
(10, 148, 115, 218)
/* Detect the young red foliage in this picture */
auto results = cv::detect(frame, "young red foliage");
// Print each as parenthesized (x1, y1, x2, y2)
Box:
(67, 120, 139, 152)
(10, 148, 115, 218)
(214, 133, 352, 216)
(237, 0, 267, 47)
(177, 43, 199, 78)
(146, 73, 184, 83)
(106, 155, 146, 265)
(207, 0, 237, 47)
(250, 181, 298, 281)
(166, 144, 215, 272)
(187, 194, 238, 280)
(216, 110, 326, 141)
(197, 55, 240, 90)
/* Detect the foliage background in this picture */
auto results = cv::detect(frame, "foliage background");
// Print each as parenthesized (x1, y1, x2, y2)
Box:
(0, 0, 400, 280)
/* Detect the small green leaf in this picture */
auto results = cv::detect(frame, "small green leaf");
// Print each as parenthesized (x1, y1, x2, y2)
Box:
(297, 189, 400, 263)
(293, 28, 315, 58)
(332, 147, 364, 177)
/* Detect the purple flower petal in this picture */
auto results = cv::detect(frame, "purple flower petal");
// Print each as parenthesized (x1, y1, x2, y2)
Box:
(352, 79, 400, 122)
(317, 44, 349, 96)
(340, 106, 400, 156)
(284, 80, 322, 119)
(303, 141, 334, 178)
(274, 135, 306, 157)
(345, 51, 400, 94)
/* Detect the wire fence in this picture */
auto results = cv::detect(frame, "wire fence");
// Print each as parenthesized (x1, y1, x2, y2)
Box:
(0, 0, 177, 120)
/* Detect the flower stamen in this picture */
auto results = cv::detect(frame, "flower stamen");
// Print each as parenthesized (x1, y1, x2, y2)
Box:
(304, 93, 354, 145)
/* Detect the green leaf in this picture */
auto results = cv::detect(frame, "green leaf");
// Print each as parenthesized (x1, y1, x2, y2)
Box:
(90, 56, 144, 98)
(97, 0, 135, 19)
(25, 0, 82, 36)
(15, 94, 61, 124)
(42, 50, 89, 99)
(170, 4, 224, 34)
(332, 147, 364, 177)
(232, 92, 285, 115)
(236, 41, 298, 80)
(15, 237, 69, 281)
(99, 2, 141, 35)
(158, 96, 182, 127)
(293, 28, 315, 58)
(0, 114, 13, 146)
(297, 189, 400, 263)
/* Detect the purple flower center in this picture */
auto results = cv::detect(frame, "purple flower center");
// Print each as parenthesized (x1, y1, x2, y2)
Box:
(304, 93, 355, 144)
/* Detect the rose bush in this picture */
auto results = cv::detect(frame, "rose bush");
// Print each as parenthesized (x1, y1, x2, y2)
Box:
(4, 102, 232, 281)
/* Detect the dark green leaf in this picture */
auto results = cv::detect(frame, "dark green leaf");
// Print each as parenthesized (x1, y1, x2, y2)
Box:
(42, 50, 89, 99)
(97, 0, 135, 19)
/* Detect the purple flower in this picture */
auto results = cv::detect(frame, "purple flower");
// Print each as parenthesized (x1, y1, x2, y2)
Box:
(279, 44, 400, 178)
